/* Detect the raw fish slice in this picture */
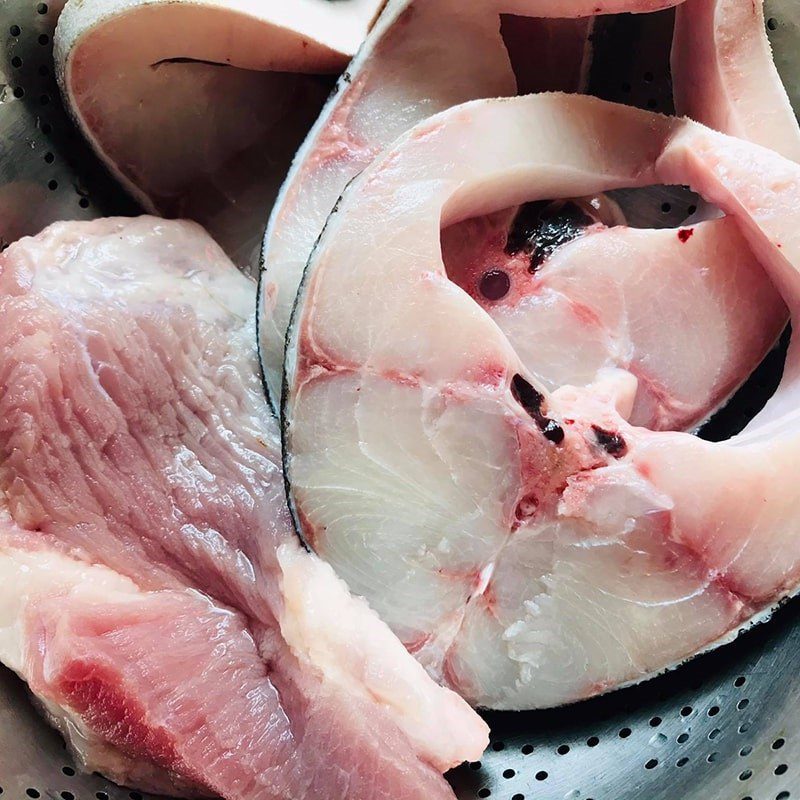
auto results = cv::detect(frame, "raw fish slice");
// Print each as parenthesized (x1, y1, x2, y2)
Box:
(0, 216, 486, 795)
(284, 94, 800, 709)
(442, 211, 785, 430)
(672, 0, 800, 160)
(259, 0, 687, 407)
(55, 0, 384, 264)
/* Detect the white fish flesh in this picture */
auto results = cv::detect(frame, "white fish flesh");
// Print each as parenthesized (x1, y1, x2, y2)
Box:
(283, 94, 800, 709)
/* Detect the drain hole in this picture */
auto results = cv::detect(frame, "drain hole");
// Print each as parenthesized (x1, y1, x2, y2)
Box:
(708, 705, 720, 717)
(521, 744, 534, 755)
(61, 768, 75, 777)
(535, 771, 548, 782)
(557, 744, 570, 755)
(676, 757, 689, 767)
(619, 727, 632, 738)
(775, 764, 788, 776)
(677, 733, 690, 744)
(586, 736, 599, 747)
(503, 769, 515, 779)
(739, 769, 753, 781)
(644, 759, 658, 770)
(680, 705, 693, 717)
(478, 789, 491, 798)
(26, 790, 40, 799)
(773, 738, 786, 750)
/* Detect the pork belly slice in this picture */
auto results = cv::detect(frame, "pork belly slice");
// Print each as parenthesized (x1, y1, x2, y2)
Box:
(0, 216, 486, 798)
(283, 94, 800, 709)
(258, 0, 688, 407)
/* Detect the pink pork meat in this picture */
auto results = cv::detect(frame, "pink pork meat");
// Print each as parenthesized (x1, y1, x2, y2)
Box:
(0, 216, 487, 798)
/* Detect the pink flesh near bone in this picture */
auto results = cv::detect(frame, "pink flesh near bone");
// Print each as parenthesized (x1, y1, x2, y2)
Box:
(671, 0, 800, 160)
(284, 94, 800, 710)
(441, 211, 785, 430)
(0, 216, 486, 796)
(258, 0, 687, 407)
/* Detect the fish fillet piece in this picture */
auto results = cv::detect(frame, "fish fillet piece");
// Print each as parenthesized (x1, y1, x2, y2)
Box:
(672, 0, 800, 159)
(258, 0, 687, 407)
(0, 216, 486, 796)
(284, 94, 800, 709)
(54, 0, 384, 265)
(442, 211, 785, 430)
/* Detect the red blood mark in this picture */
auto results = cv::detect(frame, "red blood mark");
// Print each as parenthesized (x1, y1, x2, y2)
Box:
(570, 300, 603, 328)
(479, 269, 511, 301)
(677, 228, 694, 243)
(297, 505, 323, 551)
(404, 632, 434, 655)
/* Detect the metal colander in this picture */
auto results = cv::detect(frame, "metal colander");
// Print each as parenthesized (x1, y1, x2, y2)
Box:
(0, 2, 797, 799)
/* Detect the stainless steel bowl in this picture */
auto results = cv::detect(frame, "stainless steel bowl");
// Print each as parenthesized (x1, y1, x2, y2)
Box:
(0, 2, 796, 799)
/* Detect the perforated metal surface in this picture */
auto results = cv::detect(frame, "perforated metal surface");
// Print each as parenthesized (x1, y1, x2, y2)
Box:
(0, 3, 798, 800)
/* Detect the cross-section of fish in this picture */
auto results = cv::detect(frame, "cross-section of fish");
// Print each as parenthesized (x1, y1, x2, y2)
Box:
(672, 0, 800, 159)
(258, 0, 688, 408)
(283, 94, 800, 710)
(54, 0, 385, 265)
(0, 216, 487, 797)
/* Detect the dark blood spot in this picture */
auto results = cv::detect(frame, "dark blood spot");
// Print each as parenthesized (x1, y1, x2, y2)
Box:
(479, 269, 511, 301)
(540, 419, 565, 444)
(515, 494, 539, 521)
(677, 228, 694, 243)
(592, 425, 627, 458)
(506, 200, 593, 272)
(511, 374, 565, 444)
(511, 374, 544, 416)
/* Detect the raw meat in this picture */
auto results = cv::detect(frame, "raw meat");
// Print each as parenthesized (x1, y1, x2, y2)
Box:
(283, 94, 800, 709)
(672, 0, 800, 159)
(55, 0, 385, 265)
(0, 217, 487, 796)
(441, 209, 785, 430)
(258, 0, 688, 408)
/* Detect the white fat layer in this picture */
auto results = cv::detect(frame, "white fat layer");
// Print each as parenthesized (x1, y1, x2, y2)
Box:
(276, 543, 487, 768)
